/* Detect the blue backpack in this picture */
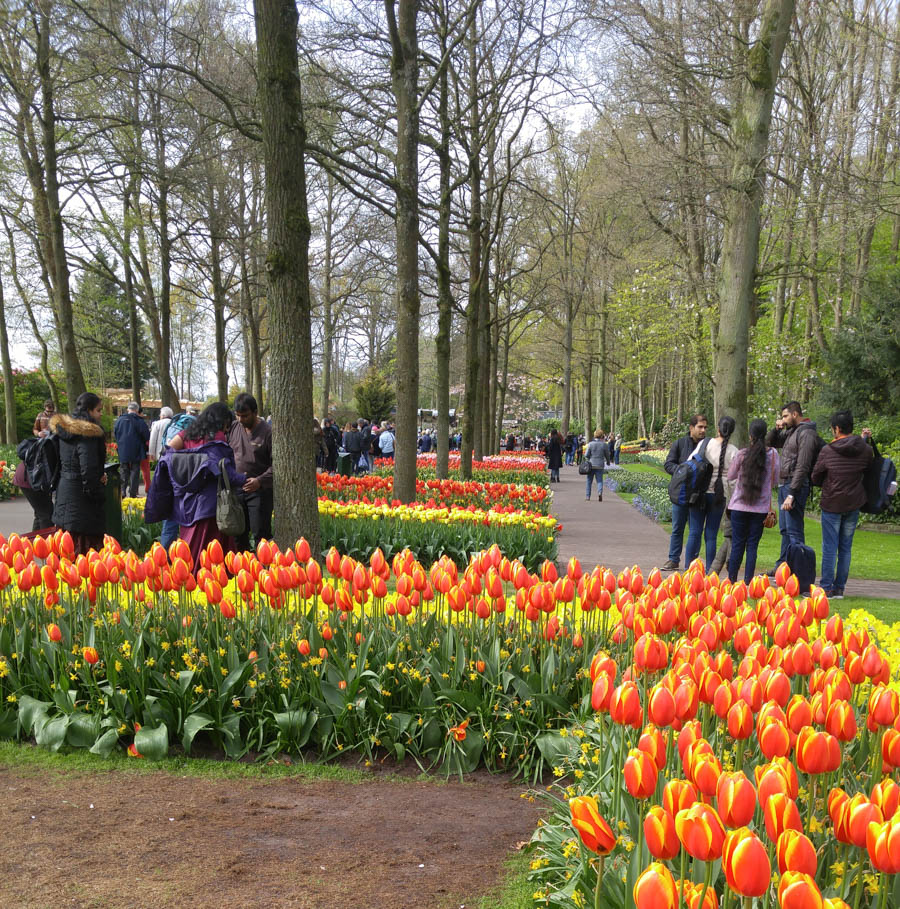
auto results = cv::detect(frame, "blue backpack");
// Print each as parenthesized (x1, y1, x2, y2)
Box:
(667, 438, 713, 507)
(162, 412, 196, 447)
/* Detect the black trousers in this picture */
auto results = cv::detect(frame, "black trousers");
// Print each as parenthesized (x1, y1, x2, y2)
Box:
(237, 486, 274, 549)
(23, 487, 54, 532)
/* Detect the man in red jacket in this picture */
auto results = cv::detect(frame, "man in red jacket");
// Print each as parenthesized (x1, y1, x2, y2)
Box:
(810, 410, 873, 599)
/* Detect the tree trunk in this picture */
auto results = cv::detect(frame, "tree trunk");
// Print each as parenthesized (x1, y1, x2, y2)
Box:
(253, 0, 319, 551)
(0, 271, 17, 444)
(124, 182, 141, 406)
(208, 181, 229, 402)
(320, 172, 335, 418)
(715, 0, 795, 449)
(36, 5, 86, 404)
(434, 42, 452, 480)
(386, 0, 420, 504)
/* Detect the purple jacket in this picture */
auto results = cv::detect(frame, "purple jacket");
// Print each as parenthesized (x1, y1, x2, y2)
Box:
(144, 439, 245, 527)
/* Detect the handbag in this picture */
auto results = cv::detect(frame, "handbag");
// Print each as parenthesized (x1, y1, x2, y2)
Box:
(764, 510, 777, 529)
(216, 458, 246, 537)
(578, 459, 591, 475)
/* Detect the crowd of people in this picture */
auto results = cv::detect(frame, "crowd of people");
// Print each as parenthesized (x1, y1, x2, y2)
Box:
(661, 402, 879, 597)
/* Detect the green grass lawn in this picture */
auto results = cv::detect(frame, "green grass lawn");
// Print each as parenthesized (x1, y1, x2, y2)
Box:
(617, 464, 900, 584)
(829, 597, 900, 625)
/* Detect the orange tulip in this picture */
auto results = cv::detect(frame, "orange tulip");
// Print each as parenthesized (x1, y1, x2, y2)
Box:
(676, 878, 719, 909)
(796, 725, 841, 775)
(846, 795, 882, 848)
(664, 778, 698, 817)
(624, 747, 658, 799)
(824, 700, 857, 743)
(82, 646, 99, 665)
(648, 683, 676, 727)
(675, 803, 726, 861)
(866, 815, 900, 874)
(610, 680, 643, 728)
(47, 623, 62, 642)
(777, 829, 817, 876)
(758, 717, 792, 760)
(634, 862, 678, 909)
(644, 804, 679, 860)
(569, 796, 616, 855)
(763, 793, 802, 843)
(871, 778, 900, 820)
(716, 771, 756, 828)
(591, 673, 614, 712)
(870, 686, 899, 728)
(722, 826, 770, 897)
(727, 700, 753, 740)
(638, 724, 668, 770)
(688, 749, 722, 798)
(778, 871, 824, 909)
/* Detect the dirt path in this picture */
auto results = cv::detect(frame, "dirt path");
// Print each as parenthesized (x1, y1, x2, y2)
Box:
(0, 763, 540, 909)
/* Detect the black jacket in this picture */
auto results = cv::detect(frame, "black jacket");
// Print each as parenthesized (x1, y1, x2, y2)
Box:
(50, 413, 107, 535)
(811, 434, 874, 513)
(767, 420, 822, 493)
(665, 434, 697, 475)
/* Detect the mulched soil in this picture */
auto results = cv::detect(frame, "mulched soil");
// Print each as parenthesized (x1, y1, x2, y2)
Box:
(0, 762, 541, 909)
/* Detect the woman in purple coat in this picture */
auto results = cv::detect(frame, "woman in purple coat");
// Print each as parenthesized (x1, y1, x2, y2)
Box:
(145, 402, 246, 567)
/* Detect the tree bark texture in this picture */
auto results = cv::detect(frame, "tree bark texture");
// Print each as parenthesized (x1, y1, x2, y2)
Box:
(254, 0, 320, 551)
(386, 0, 420, 504)
(715, 0, 795, 448)
(0, 271, 17, 443)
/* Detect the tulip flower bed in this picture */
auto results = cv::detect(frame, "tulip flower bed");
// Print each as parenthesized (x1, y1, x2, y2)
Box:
(123, 497, 560, 571)
(526, 564, 900, 909)
(375, 451, 550, 485)
(0, 532, 607, 776)
(316, 472, 551, 513)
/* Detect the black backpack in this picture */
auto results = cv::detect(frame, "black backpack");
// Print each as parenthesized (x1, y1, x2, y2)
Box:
(17, 434, 60, 492)
(668, 438, 713, 507)
(861, 440, 897, 515)
(786, 541, 816, 595)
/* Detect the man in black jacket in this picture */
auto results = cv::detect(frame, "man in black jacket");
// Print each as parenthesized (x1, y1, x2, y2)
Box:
(661, 414, 708, 570)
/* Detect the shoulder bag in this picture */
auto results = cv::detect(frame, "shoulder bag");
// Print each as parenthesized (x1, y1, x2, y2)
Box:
(216, 458, 246, 537)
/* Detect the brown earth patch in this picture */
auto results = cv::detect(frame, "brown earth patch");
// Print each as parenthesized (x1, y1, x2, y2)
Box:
(0, 763, 540, 909)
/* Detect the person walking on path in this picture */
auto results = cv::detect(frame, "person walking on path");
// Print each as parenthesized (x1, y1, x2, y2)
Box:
(613, 433, 622, 465)
(145, 402, 246, 569)
(810, 410, 874, 598)
(766, 400, 822, 573)
(545, 429, 563, 482)
(149, 406, 173, 463)
(33, 399, 55, 437)
(379, 423, 395, 460)
(584, 430, 609, 501)
(114, 401, 150, 498)
(727, 419, 780, 584)
(51, 392, 108, 555)
(228, 393, 273, 546)
(685, 416, 738, 571)
(661, 414, 708, 570)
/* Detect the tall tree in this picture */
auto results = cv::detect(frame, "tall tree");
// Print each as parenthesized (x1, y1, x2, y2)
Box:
(254, 0, 320, 550)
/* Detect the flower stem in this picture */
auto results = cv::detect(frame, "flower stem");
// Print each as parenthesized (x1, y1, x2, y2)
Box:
(594, 854, 605, 909)
(679, 849, 687, 909)
(696, 861, 713, 909)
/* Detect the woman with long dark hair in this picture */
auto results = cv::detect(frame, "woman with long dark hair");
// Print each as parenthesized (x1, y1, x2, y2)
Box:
(685, 415, 738, 571)
(51, 392, 108, 555)
(546, 429, 563, 482)
(145, 402, 246, 566)
(726, 418, 780, 583)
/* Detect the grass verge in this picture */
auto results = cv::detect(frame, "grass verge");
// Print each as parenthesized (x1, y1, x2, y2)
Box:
(472, 852, 533, 909)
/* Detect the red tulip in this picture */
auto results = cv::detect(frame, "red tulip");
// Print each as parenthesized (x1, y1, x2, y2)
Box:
(644, 805, 680, 860)
(871, 778, 900, 821)
(675, 803, 726, 861)
(676, 879, 719, 909)
(717, 771, 756, 828)
(663, 778, 698, 817)
(727, 700, 753, 740)
(610, 680, 643, 728)
(870, 686, 899, 728)
(47, 623, 62, 642)
(624, 747, 658, 799)
(569, 796, 615, 855)
(778, 871, 824, 909)
(634, 862, 678, 909)
(648, 683, 676, 727)
(777, 829, 817, 876)
(866, 815, 900, 874)
(82, 646, 99, 665)
(763, 793, 802, 843)
(722, 826, 770, 897)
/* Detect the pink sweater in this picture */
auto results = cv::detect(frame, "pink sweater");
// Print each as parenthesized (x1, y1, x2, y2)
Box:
(727, 447, 780, 513)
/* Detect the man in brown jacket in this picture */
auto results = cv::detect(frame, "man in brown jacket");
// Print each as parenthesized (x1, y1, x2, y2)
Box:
(810, 410, 873, 598)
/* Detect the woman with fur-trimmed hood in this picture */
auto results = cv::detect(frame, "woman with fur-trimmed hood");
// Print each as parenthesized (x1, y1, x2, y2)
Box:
(51, 392, 108, 554)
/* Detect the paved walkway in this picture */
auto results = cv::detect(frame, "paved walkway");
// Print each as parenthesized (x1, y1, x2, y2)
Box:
(550, 463, 900, 600)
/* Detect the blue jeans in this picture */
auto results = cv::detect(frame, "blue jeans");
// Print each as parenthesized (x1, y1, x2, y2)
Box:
(160, 518, 179, 550)
(668, 502, 702, 566)
(550, 467, 560, 481)
(728, 510, 767, 583)
(684, 493, 725, 571)
(820, 509, 860, 592)
(614, 449, 620, 464)
(776, 481, 809, 564)
(565, 450, 574, 465)
(586, 468, 604, 498)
